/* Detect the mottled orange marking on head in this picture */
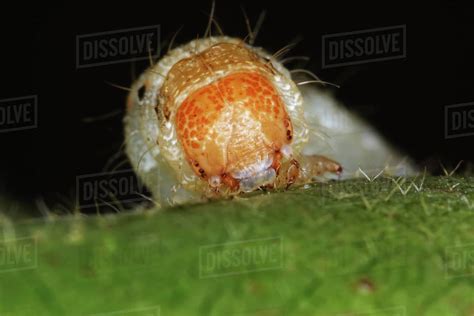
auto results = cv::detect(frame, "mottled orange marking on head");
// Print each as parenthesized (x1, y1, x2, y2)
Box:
(175, 71, 293, 182)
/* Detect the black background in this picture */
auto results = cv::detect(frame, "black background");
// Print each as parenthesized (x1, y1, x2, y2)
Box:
(0, 1, 472, 213)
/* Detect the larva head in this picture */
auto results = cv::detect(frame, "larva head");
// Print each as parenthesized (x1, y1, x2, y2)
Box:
(176, 71, 294, 192)
(155, 38, 306, 194)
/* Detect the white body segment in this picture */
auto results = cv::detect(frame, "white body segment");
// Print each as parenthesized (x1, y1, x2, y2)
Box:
(300, 87, 416, 178)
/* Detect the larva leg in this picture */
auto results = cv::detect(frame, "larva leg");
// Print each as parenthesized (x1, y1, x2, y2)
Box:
(276, 155, 342, 188)
(297, 155, 342, 183)
(286, 159, 300, 188)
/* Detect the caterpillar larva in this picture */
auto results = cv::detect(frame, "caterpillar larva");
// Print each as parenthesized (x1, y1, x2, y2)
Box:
(124, 10, 415, 206)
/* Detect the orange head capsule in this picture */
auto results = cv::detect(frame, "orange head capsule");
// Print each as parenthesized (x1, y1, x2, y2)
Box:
(176, 71, 293, 192)
(159, 41, 297, 192)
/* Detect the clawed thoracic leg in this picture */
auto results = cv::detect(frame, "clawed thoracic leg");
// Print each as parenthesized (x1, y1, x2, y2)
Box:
(299, 154, 342, 178)
(276, 154, 342, 188)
